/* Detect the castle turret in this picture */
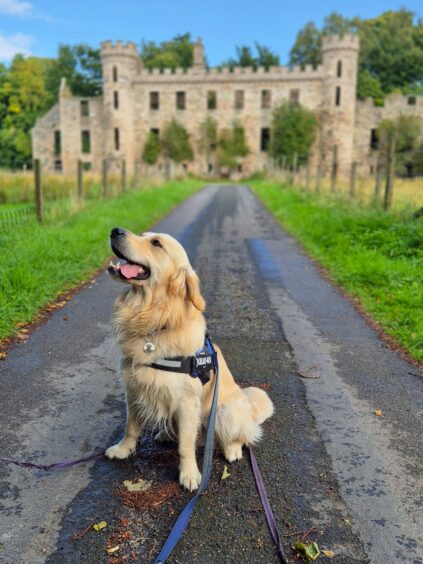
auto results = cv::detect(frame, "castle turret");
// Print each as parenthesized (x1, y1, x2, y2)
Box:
(193, 37, 205, 71)
(321, 34, 360, 176)
(101, 40, 141, 174)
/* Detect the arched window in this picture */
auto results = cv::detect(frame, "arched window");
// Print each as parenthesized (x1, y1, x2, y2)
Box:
(337, 60, 342, 78)
(335, 86, 341, 106)
(113, 66, 118, 82)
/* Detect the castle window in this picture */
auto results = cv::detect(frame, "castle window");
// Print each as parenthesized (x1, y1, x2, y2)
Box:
(54, 130, 61, 156)
(54, 159, 63, 172)
(335, 86, 341, 106)
(150, 128, 160, 138)
(207, 91, 217, 110)
(260, 128, 270, 152)
(114, 128, 120, 151)
(408, 96, 417, 106)
(370, 129, 379, 150)
(261, 90, 271, 109)
(80, 100, 89, 117)
(150, 92, 160, 110)
(176, 91, 186, 110)
(290, 89, 300, 104)
(235, 90, 244, 110)
(337, 60, 342, 78)
(113, 66, 118, 82)
(114, 91, 119, 109)
(81, 130, 91, 154)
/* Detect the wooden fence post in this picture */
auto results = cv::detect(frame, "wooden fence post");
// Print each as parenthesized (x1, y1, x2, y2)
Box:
(34, 159, 43, 222)
(102, 159, 108, 198)
(77, 160, 83, 202)
(306, 156, 311, 191)
(330, 145, 338, 193)
(292, 152, 298, 185)
(121, 160, 126, 193)
(349, 162, 357, 200)
(374, 154, 383, 204)
(384, 135, 396, 211)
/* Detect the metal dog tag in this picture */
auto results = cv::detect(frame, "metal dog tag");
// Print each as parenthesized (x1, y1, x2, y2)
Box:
(144, 336, 155, 353)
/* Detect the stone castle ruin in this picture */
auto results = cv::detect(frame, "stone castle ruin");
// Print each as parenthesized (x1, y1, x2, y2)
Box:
(31, 36, 423, 178)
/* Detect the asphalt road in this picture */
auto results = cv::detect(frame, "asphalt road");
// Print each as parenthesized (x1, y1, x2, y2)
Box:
(0, 185, 422, 564)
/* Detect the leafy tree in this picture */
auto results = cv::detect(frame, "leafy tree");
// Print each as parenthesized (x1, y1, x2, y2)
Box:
(161, 119, 193, 163)
(289, 9, 423, 101)
(217, 122, 249, 169)
(378, 116, 422, 177)
(222, 42, 279, 69)
(141, 33, 194, 70)
(356, 69, 385, 105)
(45, 44, 102, 105)
(142, 131, 161, 165)
(199, 116, 218, 173)
(289, 22, 322, 68)
(270, 101, 319, 166)
(0, 55, 52, 168)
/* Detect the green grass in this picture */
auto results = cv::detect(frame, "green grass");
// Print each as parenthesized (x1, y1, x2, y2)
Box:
(0, 179, 202, 340)
(250, 180, 423, 363)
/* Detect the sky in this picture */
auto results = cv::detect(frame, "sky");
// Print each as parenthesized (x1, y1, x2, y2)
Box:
(0, 0, 423, 66)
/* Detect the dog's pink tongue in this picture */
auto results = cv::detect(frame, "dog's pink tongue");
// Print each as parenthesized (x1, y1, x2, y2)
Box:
(120, 264, 140, 279)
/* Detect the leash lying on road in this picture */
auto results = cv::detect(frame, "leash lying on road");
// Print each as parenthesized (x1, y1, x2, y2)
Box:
(0, 335, 287, 563)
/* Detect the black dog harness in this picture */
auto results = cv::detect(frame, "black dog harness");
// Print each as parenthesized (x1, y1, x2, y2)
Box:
(148, 335, 215, 385)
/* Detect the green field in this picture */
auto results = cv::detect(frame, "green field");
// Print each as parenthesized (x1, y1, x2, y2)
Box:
(0, 179, 202, 340)
(250, 180, 423, 364)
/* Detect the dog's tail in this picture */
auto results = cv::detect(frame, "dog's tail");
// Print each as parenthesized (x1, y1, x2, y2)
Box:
(243, 387, 274, 424)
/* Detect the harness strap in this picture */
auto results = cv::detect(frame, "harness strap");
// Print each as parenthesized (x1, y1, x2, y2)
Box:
(154, 336, 219, 563)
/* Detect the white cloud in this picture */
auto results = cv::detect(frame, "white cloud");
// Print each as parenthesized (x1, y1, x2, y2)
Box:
(0, 32, 33, 60)
(0, 0, 34, 16)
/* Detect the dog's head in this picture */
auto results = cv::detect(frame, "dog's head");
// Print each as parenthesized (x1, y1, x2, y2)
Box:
(108, 227, 205, 311)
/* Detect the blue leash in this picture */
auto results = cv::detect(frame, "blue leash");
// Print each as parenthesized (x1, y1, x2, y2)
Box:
(154, 336, 219, 563)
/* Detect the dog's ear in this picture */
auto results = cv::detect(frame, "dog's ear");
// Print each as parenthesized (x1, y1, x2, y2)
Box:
(185, 270, 206, 311)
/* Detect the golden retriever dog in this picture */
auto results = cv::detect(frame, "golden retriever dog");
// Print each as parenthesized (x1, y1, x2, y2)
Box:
(106, 227, 274, 491)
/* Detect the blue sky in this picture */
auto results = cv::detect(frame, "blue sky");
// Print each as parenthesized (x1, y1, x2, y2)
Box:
(0, 0, 422, 65)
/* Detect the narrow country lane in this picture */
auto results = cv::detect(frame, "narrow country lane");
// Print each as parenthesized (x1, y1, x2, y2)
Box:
(0, 185, 421, 564)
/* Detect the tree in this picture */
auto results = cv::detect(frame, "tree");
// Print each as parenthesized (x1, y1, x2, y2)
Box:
(0, 55, 52, 168)
(161, 119, 193, 163)
(217, 121, 249, 170)
(289, 22, 322, 68)
(199, 117, 218, 173)
(270, 101, 319, 166)
(289, 9, 423, 102)
(142, 131, 161, 165)
(378, 116, 422, 177)
(45, 44, 102, 106)
(141, 33, 194, 70)
(222, 42, 279, 69)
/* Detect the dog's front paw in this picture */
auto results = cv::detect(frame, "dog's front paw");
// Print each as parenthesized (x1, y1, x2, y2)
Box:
(106, 439, 136, 460)
(224, 443, 243, 463)
(179, 467, 201, 491)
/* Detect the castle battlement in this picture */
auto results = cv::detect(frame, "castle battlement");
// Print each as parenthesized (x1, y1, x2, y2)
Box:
(322, 33, 359, 52)
(100, 40, 139, 58)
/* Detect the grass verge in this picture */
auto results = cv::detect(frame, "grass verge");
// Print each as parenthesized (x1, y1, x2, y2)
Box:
(0, 179, 202, 340)
(250, 179, 423, 364)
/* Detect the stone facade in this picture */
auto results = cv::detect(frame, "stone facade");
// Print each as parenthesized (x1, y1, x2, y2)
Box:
(31, 35, 423, 177)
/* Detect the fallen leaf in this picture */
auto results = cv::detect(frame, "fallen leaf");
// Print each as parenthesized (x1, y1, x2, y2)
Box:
(16, 322, 26, 327)
(374, 409, 382, 417)
(221, 465, 231, 480)
(123, 479, 152, 492)
(342, 518, 351, 526)
(293, 541, 321, 561)
(106, 546, 119, 554)
(93, 521, 107, 531)
(0, 352, 7, 360)
(322, 549, 335, 558)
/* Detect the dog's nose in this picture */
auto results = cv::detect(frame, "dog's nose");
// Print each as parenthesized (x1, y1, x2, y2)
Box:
(110, 227, 126, 239)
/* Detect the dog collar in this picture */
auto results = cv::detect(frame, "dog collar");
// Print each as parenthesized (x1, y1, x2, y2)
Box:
(147, 335, 216, 385)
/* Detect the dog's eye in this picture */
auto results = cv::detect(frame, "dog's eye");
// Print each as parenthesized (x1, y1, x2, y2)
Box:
(151, 239, 162, 248)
